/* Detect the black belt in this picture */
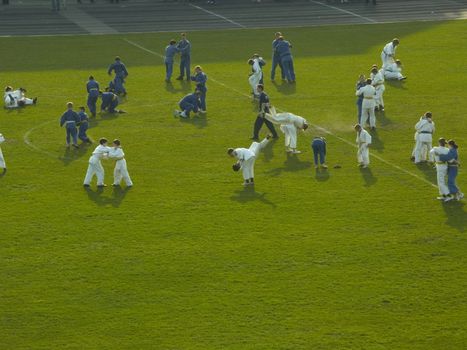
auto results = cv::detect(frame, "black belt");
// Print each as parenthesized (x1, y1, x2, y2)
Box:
(419, 131, 432, 134)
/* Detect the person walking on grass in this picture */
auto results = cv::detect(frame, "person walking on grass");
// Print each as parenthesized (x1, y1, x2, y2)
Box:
(60, 102, 80, 149)
(252, 84, 278, 141)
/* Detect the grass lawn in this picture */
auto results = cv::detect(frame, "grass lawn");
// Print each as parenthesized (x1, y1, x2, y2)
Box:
(1, 19, 466, 349)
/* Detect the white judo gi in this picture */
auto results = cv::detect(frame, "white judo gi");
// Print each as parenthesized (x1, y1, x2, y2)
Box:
(371, 69, 385, 109)
(109, 147, 133, 187)
(356, 85, 376, 128)
(234, 138, 270, 181)
(83, 144, 112, 186)
(381, 41, 397, 69)
(4, 89, 34, 108)
(265, 108, 307, 151)
(356, 128, 372, 166)
(248, 59, 262, 97)
(384, 62, 404, 80)
(0, 133, 6, 169)
(414, 118, 435, 163)
(429, 146, 449, 196)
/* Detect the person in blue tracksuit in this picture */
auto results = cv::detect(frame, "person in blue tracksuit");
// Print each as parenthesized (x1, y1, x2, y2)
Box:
(311, 136, 328, 169)
(165, 40, 179, 82)
(252, 84, 278, 141)
(355, 74, 366, 124)
(100, 89, 124, 114)
(86, 75, 100, 117)
(275, 36, 295, 83)
(107, 56, 128, 96)
(60, 102, 81, 148)
(439, 140, 464, 201)
(173, 90, 201, 118)
(176, 33, 191, 81)
(77, 106, 92, 144)
(190, 65, 207, 112)
(271, 32, 285, 81)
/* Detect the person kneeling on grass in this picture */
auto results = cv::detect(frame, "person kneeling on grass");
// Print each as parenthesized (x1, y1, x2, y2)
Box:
(108, 139, 133, 188)
(4, 86, 37, 109)
(227, 134, 272, 187)
(100, 89, 125, 114)
(173, 90, 201, 119)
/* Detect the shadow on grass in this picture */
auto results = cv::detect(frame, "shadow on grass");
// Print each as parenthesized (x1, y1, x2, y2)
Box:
(442, 200, 467, 232)
(415, 162, 437, 184)
(262, 138, 277, 163)
(230, 186, 276, 207)
(315, 168, 330, 182)
(386, 80, 408, 90)
(266, 153, 312, 176)
(376, 110, 392, 127)
(271, 80, 296, 95)
(179, 114, 208, 129)
(59, 143, 91, 166)
(84, 185, 131, 207)
(360, 166, 377, 186)
(165, 81, 193, 94)
(370, 129, 384, 152)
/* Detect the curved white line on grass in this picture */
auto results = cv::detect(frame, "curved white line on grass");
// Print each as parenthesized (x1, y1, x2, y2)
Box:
(23, 119, 60, 159)
(124, 38, 436, 188)
(188, 4, 247, 28)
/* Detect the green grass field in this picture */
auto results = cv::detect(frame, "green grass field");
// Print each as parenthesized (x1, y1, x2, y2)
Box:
(1, 20, 467, 349)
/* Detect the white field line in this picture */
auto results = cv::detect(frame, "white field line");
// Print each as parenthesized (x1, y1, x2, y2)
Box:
(188, 4, 247, 28)
(23, 119, 62, 159)
(123, 39, 437, 188)
(309, 0, 377, 23)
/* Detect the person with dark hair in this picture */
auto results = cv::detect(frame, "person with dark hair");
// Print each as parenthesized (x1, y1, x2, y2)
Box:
(109, 139, 133, 188)
(77, 106, 92, 144)
(355, 124, 372, 168)
(4, 86, 37, 108)
(164, 40, 179, 82)
(429, 138, 450, 201)
(83, 138, 112, 188)
(252, 84, 278, 141)
(248, 58, 262, 99)
(60, 102, 80, 149)
(371, 66, 385, 112)
(107, 56, 128, 96)
(381, 38, 399, 69)
(271, 32, 285, 81)
(384, 59, 406, 81)
(312, 136, 327, 169)
(356, 78, 376, 130)
(355, 74, 366, 124)
(86, 75, 100, 117)
(176, 33, 191, 81)
(100, 89, 125, 114)
(275, 36, 295, 83)
(173, 90, 201, 118)
(227, 135, 272, 187)
(414, 112, 435, 164)
(439, 140, 463, 201)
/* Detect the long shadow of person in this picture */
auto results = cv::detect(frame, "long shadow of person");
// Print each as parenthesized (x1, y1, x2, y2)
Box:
(262, 138, 277, 163)
(230, 186, 276, 207)
(315, 168, 330, 182)
(442, 200, 467, 232)
(360, 167, 377, 187)
(110, 185, 131, 208)
(165, 81, 181, 94)
(179, 114, 208, 129)
(60, 143, 91, 166)
(84, 186, 107, 206)
(370, 129, 385, 152)
(84, 185, 131, 207)
(180, 80, 192, 93)
(266, 153, 312, 176)
(415, 162, 437, 184)
(376, 110, 392, 126)
(271, 80, 296, 95)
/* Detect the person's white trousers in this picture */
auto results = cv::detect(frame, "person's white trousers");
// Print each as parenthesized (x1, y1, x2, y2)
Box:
(114, 159, 133, 186)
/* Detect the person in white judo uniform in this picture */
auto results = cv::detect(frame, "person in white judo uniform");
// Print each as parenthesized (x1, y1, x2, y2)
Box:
(4, 86, 37, 108)
(414, 112, 435, 164)
(355, 124, 372, 168)
(356, 78, 376, 130)
(429, 138, 450, 201)
(0, 133, 6, 175)
(371, 67, 385, 112)
(83, 138, 112, 188)
(383, 59, 406, 81)
(227, 135, 272, 186)
(108, 139, 133, 188)
(264, 106, 308, 153)
(248, 58, 262, 99)
(381, 38, 399, 69)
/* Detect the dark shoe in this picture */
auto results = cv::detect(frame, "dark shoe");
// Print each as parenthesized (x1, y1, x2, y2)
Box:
(175, 76, 183, 81)
(2, 168, 6, 175)
(83, 184, 90, 188)
(251, 137, 259, 141)
(33, 97, 37, 104)
(112, 184, 120, 187)
(97, 184, 107, 188)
